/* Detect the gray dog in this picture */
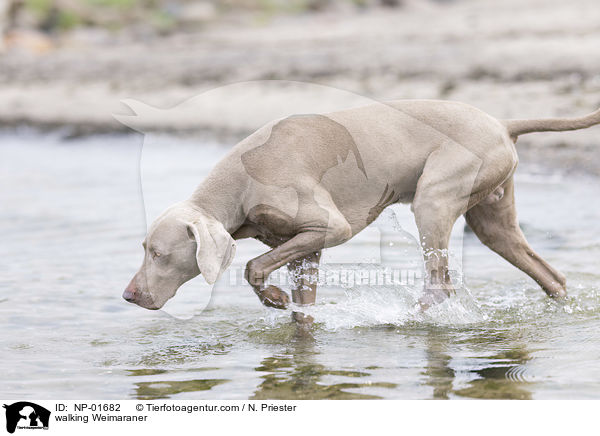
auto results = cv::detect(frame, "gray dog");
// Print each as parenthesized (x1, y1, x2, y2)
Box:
(124, 99, 600, 316)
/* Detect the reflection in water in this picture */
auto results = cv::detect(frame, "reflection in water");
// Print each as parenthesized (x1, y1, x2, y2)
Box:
(127, 367, 229, 400)
(134, 378, 229, 400)
(127, 366, 230, 400)
(453, 347, 533, 400)
(422, 329, 533, 400)
(422, 330, 455, 400)
(251, 329, 396, 400)
(124, 325, 534, 400)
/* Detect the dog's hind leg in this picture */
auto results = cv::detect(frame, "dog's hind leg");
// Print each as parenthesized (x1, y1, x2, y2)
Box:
(287, 251, 321, 325)
(465, 177, 567, 298)
(412, 141, 483, 310)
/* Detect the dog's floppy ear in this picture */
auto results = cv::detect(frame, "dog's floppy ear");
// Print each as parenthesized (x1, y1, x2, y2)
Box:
(186, 216, 236, 285)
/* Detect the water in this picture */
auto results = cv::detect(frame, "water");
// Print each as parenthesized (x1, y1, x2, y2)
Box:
(1, 130, 600, 400)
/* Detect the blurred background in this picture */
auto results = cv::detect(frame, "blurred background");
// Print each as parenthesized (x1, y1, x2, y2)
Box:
(0, 0, 599, 172)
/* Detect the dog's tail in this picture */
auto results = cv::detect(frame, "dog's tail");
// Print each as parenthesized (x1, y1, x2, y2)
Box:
(504, 107, 600, 138)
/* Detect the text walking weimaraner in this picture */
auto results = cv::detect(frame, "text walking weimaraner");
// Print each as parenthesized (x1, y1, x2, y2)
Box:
(123, 99, 600, 319)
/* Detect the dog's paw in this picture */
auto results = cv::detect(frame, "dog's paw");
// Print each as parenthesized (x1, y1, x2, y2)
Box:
(259, 285, 291, 310)
(417, 287, 455, 312)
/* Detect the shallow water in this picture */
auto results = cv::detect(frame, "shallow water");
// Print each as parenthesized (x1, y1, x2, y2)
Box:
(1, 131, 600, 400)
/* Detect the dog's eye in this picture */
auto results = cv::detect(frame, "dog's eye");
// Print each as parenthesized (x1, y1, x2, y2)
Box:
(152, 250, 161, 259)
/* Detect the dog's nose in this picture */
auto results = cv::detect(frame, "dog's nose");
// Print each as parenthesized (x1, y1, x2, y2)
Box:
(123, 289, 136, 302)
(123, 280, 138, 303)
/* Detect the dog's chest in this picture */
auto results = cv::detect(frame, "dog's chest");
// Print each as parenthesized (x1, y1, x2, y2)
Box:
(241, 204, 299, 246)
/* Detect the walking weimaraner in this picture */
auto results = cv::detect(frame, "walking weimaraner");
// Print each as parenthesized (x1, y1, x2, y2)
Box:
(123, 99, 600, 319)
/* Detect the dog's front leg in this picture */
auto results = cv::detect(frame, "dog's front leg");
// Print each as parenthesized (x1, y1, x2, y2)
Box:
(245, 232, 331, 310)
(245, 255, 292, 310)
(287, 251, 321, 325)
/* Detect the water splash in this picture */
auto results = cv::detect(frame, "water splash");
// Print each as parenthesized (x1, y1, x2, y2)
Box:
(290, 282, 486, 331)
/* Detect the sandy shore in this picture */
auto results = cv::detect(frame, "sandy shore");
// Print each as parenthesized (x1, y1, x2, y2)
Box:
(1, 0, 599, 173)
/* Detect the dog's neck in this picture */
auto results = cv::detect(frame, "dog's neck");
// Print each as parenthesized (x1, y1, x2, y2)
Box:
(188, 156, 249, 234)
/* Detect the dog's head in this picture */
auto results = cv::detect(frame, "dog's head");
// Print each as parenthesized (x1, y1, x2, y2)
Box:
(123, 202, 236, 310)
